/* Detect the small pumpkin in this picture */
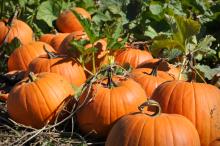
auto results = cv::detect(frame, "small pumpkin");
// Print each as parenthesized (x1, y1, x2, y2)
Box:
(106, 100, 200, 146)
(151, 80, 220, 146)
(76, 71, 147, 138)
(7, 72, 74, 128)
(0, 18, 33, 46)
(50, 33, 70, 51)
(29, 51, 86, 87)
(131, 67, 174, 97)
(115, 47, 153, 68)
(56, 7, 91, 33)
(39, 34, 56, 44)
(8, 41, 55, 71)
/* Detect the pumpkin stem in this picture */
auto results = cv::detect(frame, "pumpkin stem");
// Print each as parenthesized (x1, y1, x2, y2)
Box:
(43, 45, 58, 59)
(138, 99, 161, 117)
(28, 72, 37, 82)
(185, 52, 197, 82)
(7, 7, 19, 27)
(107, 66, 117, 89)
(144, 58, 164, 76)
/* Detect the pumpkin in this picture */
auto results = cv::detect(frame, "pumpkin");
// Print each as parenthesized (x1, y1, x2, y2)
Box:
(151, 80, 220, 146)
(28, 52, 86, 87)
(137, 58, 181, 80)
(8, 41, 55, 71)
(131, 67, 174, 97)
(58, 31, 88, 56)
(106, 100, 200, 146)
(7, 72, 74, 128)
(76, 76, 147, 138)
(39, 34, 56, 44)
(115, 47, 153, 68)
(56, 7, 91, 33)
(0, 19, 33, 46)
(50, 33, 69, 51)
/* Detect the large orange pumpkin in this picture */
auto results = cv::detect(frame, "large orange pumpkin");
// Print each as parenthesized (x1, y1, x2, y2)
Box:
(0, 19, 33, 46)
(8, 41, 55, 71)
(115, 47, 153, 68)
(56, 7, 91, 33)
(106, 100, 200, 146)
(151, 80, 220, 146)
(131, 68, 174, 97)
(76, 76, 147, 138)
(137, 58, 181, 80)
(7, 72, 74, 128)
(28, 52, 86, 87)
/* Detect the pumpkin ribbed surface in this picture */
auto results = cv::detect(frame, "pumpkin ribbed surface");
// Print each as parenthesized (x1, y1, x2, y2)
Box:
(7, 72, 74, 129)
(0, 19, 33, 46)
(106, 113, 200, 146)
(152, 80, 220, 146)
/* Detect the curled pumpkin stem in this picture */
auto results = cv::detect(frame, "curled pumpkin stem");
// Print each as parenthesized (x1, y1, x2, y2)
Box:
(28, 72, 37, 82)
(138, 99, 161, 117)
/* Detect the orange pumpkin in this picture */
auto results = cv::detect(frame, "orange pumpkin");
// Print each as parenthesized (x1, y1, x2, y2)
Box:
(76, 76, 147, 138)
(151, 80, 220, 146)
(29, 52, 86, 87)
(8, 41, 55, 71)
(131, 68, 174, 97)
(106, 100, 200, 146)
(0, 19, 33, 46)
(7, 72, 74, 128)
(137, 58, 181, 80)
(50, 33, 69, 51)
(115, 47, 153, 68)
(39, 34, 56, 44)
(58, 31, 88, 55)
(56, 7, 91, 33)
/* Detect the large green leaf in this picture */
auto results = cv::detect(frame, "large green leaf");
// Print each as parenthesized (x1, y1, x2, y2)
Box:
(36, 1, 59, 27)
(149, 2, 163, 15)
(172, 15, 201, 46)
(151, 39, 185, 57)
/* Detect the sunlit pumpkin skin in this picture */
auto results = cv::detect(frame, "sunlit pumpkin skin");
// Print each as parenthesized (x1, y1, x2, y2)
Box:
(7, 72, 74, 129)
(50, 33, 69, 51)
(8, 41, 55, 71)
(29, 54, 86, 87)
(56, 7, 91, 33)
(137, 58, 181, 80)
(115, 47, 153, 68)
(76, 77, 147, 138)
(39, 34, 56, 44)
(131, 68, 174, 97)
(0, 19, 33, 46)
(106, 113, 200, 146)
(151, 80, 220, 146)
(58, 31, 88, 56)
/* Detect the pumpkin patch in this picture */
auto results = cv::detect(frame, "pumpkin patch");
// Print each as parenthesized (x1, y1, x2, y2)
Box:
(0, 1, 219, 145)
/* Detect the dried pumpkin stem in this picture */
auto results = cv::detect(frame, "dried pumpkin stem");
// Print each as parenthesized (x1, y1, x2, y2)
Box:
(107, 66, 117, 88)
(43, 45, 59, 59)
(138, 99, 161, 117)
(28, 72, 37, 82)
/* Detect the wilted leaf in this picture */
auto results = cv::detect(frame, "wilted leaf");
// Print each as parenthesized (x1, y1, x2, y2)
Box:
(195, 64, 220, 80)
(195, 35, 216, 54)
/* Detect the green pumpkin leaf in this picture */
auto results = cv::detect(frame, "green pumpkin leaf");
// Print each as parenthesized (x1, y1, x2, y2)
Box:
(72, 9, 99, 44)
(195, 35, 216, 54)
(172, 15, 201, 46)
(151, 39, 185, 57)
(149, 2, 163, 15)
(36, 1, 59, 27)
